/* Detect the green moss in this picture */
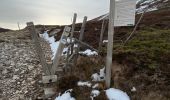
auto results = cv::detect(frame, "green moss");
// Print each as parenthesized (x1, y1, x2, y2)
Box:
(102, 28, 170, 69)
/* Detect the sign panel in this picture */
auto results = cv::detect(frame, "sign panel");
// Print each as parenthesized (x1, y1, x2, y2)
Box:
(114, 0, 136, 26)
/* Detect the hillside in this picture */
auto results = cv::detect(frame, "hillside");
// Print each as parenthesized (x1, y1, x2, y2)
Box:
(0, 27, 11, 33)
(0, 0, 170, 99)
(38, 1, 170, 100)
(32, 6, 170, 99)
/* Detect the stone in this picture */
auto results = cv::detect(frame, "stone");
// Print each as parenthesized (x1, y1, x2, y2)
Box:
(28, 65, 34, 70)
(2, 69, 8, 74)
(13, 75, 19, 80)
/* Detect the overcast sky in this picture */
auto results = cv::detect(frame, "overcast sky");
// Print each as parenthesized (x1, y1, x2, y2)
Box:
(0, 0, 109, 29)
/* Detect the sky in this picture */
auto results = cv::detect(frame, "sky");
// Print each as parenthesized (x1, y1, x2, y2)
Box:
(0, 0, 109, 30)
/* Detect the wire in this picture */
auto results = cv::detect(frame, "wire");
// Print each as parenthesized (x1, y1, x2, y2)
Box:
(124, 6, 149, 45)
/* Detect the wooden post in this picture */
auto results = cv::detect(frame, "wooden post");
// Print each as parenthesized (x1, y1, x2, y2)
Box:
(105, 0, 115, 88)
(75, 38, 98, 52)
(51, 26, 71, 75)
(74, 16, 87, 65)
(79, 16, 87, 41)
(27, 22, 51, 76)
(77, 16, 87, 52)
(70, 13, 77, 54)
(18, 22, 20, 30)
(98, 19, 106, 51)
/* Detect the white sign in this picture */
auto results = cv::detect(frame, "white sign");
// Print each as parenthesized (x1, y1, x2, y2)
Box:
(114, 0, 136, 26)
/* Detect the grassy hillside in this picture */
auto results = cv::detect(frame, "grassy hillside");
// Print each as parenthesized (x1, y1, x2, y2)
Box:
(112, 28, 170, 70)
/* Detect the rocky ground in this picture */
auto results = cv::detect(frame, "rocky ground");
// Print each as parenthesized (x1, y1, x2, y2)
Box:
(0, 30, 51, 99)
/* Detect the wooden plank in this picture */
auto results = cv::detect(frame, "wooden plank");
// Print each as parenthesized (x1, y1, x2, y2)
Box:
(106, 0, 115, 88)
(75, 38, 98, 52)
(27, 22, 51, 75)
(51, 26, 71, 75)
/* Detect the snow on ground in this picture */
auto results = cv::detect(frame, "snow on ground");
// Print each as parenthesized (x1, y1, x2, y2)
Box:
(91, 67, 105, 81)
(40, 32, 59, 59)
(92, 83, 99, 89)
(91, 73, 101, 81)
(103, 40, 108, 43)
(91, 90, 100, 98)
(40, 32, 98, 59)
(131, 87, 137, 92)
(79, 49, 98, 56)
(40, 32, 78, 58)
(55, 89, 75, 100)
(77, 81, 92, 87)
(106, 88, 130, 100)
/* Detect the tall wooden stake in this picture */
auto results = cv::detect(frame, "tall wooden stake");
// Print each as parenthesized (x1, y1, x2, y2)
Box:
(18, 22, 20, 30)
(27, 22, 50, 75)
(106, 0, 115, 88)
(74, 16, 87, 64)
(51, 26, 71, 75)
(70, 13, 77, 54)
(79, 16, 87, 41)
(98, 19, 106, 51)
(78, 16, 87, 51)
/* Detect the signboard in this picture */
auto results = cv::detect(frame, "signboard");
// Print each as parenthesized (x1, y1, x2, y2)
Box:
(114, 0, 136, 26)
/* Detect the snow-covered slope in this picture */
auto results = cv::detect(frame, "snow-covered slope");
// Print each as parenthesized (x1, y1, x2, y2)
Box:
(136, 0, 170, 13)
(92, 0, 170, 21)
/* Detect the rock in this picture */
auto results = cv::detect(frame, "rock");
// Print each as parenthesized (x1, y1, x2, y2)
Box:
(28, 65, 34, 70)
(13, 75, 19, 80)
(17, 82, 21, 85)
(131, 87, 137, 92)
(0, 30, 51, 99)
(14, 68, 19, 72)
(2, 69, 8, 74)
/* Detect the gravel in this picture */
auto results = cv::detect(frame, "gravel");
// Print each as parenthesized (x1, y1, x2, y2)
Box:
(0, 30, 52, 99)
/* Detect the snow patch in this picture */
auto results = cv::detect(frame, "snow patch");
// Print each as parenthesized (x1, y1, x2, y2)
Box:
(77, 81, 92, 87)
(91, 73, 101, 81)
(40, 32, 59, 59)
(91, 90, 100, 98)
(79, 49, 98, 56)
(131, 87, 137, 92)
(106, 88, 130, 100)
(55, 89, 75, 100)
(103, 40, 108, 43)
(92, 83, 99, 89)
(91, 67, 105, 81)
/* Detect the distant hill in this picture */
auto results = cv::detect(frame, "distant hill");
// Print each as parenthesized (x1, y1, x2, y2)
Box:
(92, 0, 170, 21)
(0, 27, 11, 33)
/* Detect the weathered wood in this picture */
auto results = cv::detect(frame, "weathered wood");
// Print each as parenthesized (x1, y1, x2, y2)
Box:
(42, 75, 57, 84)
(77, 16, 88, 53)
(65, 13, 77, 74)
(17, 22, 20, 30)
(27, 22, 51, 75)
(70, 13, 77, 54)
(98, 19, 106, 51)
(79, 16, 88, 41)
(74, 16, 88, 64)
(51, 26, 71, 75)
(44, 88, 56, 98)
(106, 0, 115, 88)
(75, 38, 98, 52)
